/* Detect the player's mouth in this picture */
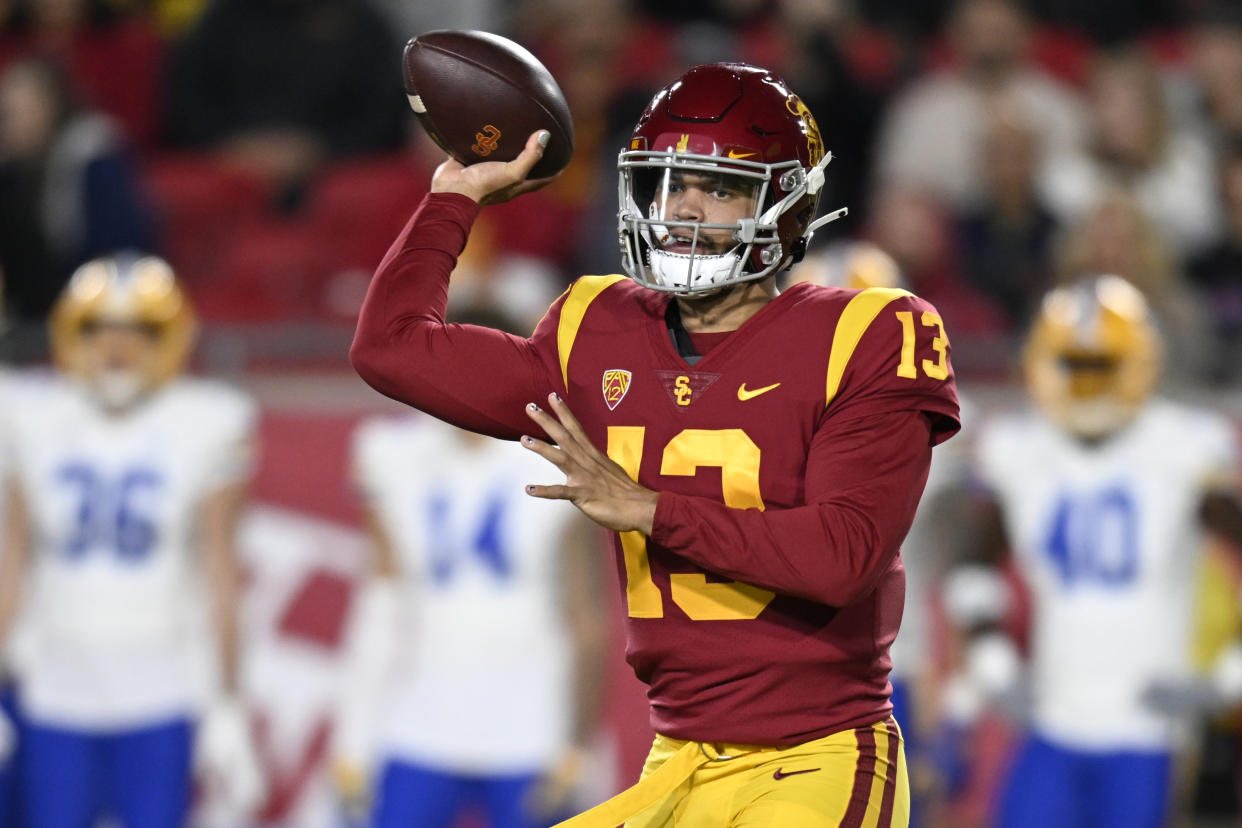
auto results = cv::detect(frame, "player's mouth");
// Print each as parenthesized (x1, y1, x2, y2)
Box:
(662, 232, 735, 256)
(662, 231, 696, 254)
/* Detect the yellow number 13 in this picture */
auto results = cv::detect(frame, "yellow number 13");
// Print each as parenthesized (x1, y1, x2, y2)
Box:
(606, 427, 775, 621)
(895, 310, 948, 380)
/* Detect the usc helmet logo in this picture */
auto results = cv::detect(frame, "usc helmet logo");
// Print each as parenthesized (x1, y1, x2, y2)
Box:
(785, 95, 824, 165)
(472, 125, 502, 157)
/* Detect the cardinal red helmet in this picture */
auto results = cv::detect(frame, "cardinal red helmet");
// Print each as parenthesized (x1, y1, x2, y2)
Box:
(618, 62, 844, 296)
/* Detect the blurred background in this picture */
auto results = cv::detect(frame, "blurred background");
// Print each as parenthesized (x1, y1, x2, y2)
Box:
(3, 0, 1242, 825)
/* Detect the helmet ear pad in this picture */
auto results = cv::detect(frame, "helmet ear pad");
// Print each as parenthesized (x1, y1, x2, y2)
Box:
(789, 236, 808, 266)
(783, 202, 818, 267)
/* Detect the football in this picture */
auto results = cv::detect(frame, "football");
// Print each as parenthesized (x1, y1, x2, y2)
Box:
(403, 30, 574, 180)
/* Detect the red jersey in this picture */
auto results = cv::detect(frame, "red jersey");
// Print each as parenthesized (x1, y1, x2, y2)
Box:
(352, 193, 961, 745)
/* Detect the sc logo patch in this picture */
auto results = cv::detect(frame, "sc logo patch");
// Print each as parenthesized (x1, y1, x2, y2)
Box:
(472, 125, 502, 157)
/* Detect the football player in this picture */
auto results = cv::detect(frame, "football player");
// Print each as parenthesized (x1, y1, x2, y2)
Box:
(944, 274, 1242, 828)
(0, 256, 264, 826)
(332, 409, 607, 828)
(351, 63, 960, 826)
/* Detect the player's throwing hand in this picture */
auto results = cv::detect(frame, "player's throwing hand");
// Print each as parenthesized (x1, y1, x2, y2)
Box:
(431, 130, 557, 206)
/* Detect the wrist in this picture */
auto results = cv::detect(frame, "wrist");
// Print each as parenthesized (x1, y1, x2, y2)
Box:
(633, 490, 659, 536)
(430, 180, 484, 203)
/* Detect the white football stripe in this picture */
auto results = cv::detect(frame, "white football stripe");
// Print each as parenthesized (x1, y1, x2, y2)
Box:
(407, 94, 426, 114)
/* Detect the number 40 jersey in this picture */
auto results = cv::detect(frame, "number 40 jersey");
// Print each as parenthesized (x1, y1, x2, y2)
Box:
(3, 376, 256, 730)
(976, 399, 1238, 750)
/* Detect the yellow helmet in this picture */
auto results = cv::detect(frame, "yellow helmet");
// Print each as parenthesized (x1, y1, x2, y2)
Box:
(787, 241, 906, 291)
(50, 255, 197, 388)
(1024, 274, 1161, 439)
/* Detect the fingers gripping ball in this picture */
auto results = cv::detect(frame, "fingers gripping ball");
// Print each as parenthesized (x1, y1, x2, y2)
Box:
(403, 30, 574, 179)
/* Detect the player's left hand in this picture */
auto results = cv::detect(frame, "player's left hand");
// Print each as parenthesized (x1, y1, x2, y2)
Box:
(1141, 644, 1242, 717)
(522, 393, 660, 535)
(196, 697, 267, 821)
(331, 758, 371, 823)
(1140, 677, 1223, 716)
(527, 746, 586, 818)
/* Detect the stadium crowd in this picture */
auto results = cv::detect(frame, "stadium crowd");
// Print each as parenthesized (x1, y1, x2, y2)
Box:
(0, 0, 1239, 379)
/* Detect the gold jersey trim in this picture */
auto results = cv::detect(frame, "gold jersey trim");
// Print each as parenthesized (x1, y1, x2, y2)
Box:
(558, 275, 627, 389)
(824, 288, 912, 407)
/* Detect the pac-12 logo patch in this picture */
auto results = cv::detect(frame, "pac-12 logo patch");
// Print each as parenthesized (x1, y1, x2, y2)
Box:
(602, 369, 632, 410)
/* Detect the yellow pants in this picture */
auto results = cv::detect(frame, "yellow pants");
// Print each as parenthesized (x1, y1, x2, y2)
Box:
(556, 718, 908, 828)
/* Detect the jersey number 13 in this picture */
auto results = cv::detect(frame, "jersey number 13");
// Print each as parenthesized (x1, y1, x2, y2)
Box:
(607, 426, 775, 621)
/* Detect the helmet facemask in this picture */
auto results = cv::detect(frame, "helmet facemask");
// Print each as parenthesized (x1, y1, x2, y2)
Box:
(618, 149, 842, 296)
(51, 255, 197, 413)
(78, 320, 163, 413)
(1024, 275, 1161, 441)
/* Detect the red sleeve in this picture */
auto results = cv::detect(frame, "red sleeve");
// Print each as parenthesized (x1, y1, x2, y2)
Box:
(826, 292, 961, 445)
(650, 408, 933, 607)
(349, 193, 563, 439)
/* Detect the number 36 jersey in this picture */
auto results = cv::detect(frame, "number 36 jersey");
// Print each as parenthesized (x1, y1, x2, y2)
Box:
(3, 376, 256, 730)
(541, 277, 960, 744)
(976, 401, 1237, 750)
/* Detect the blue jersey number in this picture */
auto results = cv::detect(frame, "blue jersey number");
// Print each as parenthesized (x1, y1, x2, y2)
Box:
(57, 464, 162, 561)
(1044, 486, 1139, 586)
(425, 489, 512, 584)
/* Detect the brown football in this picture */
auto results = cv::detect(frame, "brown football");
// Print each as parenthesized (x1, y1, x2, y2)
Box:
(403, 30, 574, 180)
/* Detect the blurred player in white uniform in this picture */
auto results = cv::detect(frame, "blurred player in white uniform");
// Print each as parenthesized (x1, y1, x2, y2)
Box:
(334, 402, 608, 827)
(946, 275, 1242, 828)
(0, 256, 264, 827)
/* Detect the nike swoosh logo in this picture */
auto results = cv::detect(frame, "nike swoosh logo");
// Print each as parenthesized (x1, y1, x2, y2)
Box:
(737, 382, 780, 401)
(773, 767, 820, 780)
(727, 149, 756, 159)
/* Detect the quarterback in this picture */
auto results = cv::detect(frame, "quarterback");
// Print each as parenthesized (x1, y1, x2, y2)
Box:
(352, 63, 960, 826)
(0, 257, 263, 826)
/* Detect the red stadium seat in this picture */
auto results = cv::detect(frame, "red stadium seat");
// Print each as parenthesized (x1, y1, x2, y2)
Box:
(145, 154, 271, 288)
(193, 218, 325, 323)
(304, 155, 430, 321)
(305, 155, 429, 272)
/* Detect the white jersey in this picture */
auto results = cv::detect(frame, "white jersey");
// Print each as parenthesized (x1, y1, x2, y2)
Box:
(352, 416, 578, 775)
(976, 398, 1236, 750)
(4, 377, 255, 730)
